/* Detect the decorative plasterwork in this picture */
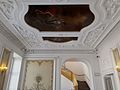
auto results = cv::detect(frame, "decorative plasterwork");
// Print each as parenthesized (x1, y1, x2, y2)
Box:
(25, 49, 96, 55)
(102, 0, 120, 19)
(84, 24, 107, 47)
(0, 0, 16, 20)
(83, 0, 120, 47)
(13, 24, 41, 47)
(0, 20, 25, 50)
(12, 23, 88, 49)
(12, 0, 100, 49)
(0, 0, 120, 50)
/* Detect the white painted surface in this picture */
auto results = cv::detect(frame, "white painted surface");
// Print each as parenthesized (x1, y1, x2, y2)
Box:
(1, 0, 113, 50)
(0, 0, 119, 90)
(97, 21, 120, 90)
(65, 62, 87, 76)
(0, 32, 24, 57)
(0, 43, 3, 61)
(0, 30, 103, 90)
(64, 61, 91, 88)
(64, 61, 91, 86)
(65, 61, 90, 79)
(61, 75, 74, 90)
(0, 33, 24, 90)
(0, 30, 24, 90)
(22, 53, 103, 90)
(8, 53, 22, 90)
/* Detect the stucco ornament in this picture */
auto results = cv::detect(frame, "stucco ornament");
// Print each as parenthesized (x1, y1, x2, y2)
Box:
(84, 24, 106, 46)
(103, 0, 120, 19)
(0, 0, 16, 20)
(13, 24, 41, 47)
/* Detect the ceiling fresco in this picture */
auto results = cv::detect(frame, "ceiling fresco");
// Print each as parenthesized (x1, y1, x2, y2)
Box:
(25, 5, 95, 32)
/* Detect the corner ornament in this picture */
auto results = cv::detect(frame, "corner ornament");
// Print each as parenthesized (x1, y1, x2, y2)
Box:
(102, 0, 120, 19)
(84, 24, 106, 46)
(13, 24, 41, 47)
(0, 0, 15, 20)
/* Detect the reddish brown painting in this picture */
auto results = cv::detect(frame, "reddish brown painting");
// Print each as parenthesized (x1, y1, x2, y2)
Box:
(42, 37, 78, 43)
(25, 5, 95, 32)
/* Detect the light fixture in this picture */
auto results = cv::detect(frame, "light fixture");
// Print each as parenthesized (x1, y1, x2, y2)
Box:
(116, 66, 120, 72)
(0, 65, 8, 72)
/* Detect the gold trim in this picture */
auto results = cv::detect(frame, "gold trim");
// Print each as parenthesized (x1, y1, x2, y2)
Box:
(61, 69, 78, 90)
(112, 48, 120, 72)
(0, 48, 11, 90)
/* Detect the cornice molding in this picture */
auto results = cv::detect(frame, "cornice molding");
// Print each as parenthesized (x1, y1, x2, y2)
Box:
(13, 24, 41, 47)
(25, 49, 96, 55)
(0, 20, 25, 50)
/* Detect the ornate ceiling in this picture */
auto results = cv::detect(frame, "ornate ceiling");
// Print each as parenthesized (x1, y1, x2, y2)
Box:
(0, 0, 120, 51)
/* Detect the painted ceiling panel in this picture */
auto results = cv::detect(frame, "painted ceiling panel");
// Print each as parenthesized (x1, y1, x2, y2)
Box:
(25, 5, 94, 32)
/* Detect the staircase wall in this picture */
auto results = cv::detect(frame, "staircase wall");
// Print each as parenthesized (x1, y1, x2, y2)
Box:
(61, 75, 74, 90)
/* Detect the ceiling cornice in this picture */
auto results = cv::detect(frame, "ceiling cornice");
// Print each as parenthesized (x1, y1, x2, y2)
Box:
(0, 20, 25, 50)
(25, 49, 96, 55)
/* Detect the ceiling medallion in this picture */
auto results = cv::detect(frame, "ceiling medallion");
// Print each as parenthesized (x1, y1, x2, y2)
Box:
(25, 5, 95, 32)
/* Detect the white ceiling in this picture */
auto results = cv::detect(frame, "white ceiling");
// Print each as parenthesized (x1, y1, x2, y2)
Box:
(0, 0, 120, 51)
(65, 61, 89, 76)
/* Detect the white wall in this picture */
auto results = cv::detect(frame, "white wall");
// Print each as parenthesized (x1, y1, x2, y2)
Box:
(22, 52, 103, 90)
(0, 32, 24, 58)
(64, 61, 91, 88)
(61, 75, 74, 90)
(64, 61, 90, 81)
(8, 53, 22, 90)
(0, 32, 24, 90)
(65, 62, 89, 76)
(0, 29, 104, 90)
(97, 21, 120, 90)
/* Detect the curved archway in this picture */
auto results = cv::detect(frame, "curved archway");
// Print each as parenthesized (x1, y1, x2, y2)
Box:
(60, 58, 94, 90)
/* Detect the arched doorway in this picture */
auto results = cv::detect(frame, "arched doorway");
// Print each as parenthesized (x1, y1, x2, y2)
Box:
(61, 58, 94, 90)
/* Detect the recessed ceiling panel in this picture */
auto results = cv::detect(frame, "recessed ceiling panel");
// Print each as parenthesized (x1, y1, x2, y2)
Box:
(43, 37, 78, 43)
(25, 5, 95, 32)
